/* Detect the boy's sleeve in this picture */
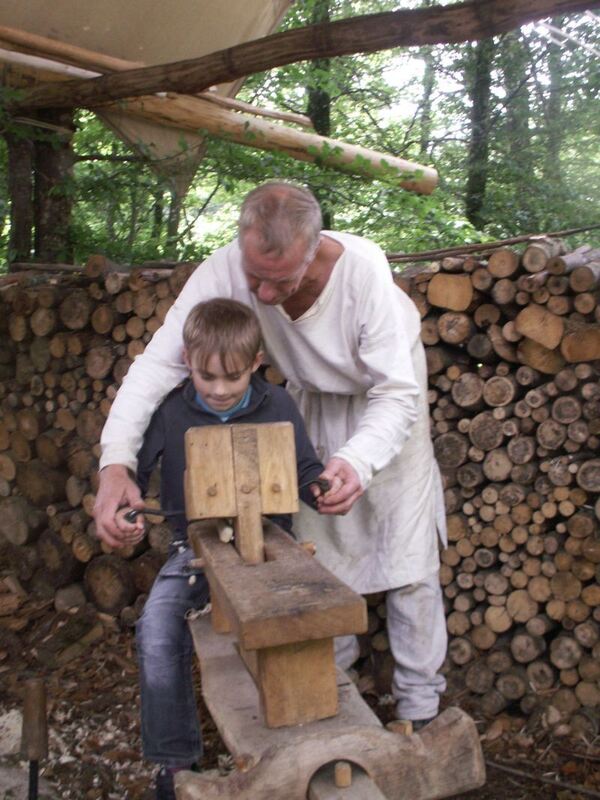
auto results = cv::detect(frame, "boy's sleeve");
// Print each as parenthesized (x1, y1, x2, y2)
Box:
(136, 406, 166, 496)
(279, 392, 324, 507)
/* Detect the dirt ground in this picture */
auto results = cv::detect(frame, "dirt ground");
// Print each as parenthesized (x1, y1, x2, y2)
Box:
(2, 607, 600, 800)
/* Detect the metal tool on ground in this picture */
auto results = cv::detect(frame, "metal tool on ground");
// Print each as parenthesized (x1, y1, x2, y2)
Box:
(20, 676, 48, 800)
(174, 421, 485, 799)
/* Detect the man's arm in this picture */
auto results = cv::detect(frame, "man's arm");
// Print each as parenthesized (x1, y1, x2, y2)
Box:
(321, 268, 422, 514)
(276, 386, 359, 515)
(95, 400, 168, 546)
(95, 248, 231, 541)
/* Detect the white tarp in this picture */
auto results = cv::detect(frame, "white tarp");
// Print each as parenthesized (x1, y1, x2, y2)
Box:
(0, 0, 292, 191)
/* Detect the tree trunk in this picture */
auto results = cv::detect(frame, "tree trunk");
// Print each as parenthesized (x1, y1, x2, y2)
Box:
(307, 0, 333, 230)
(33, 111, 75, 262)
(500, 32, 537, 230)
(12, 0, 597, 111)
(541, 23, 564, 195)
(5, 129, 35, 266)
(464, 38, 494, 229)
(419, 23, 436, 160)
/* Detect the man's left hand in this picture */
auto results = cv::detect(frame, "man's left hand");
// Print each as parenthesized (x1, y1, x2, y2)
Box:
(317, 457, 363, 515)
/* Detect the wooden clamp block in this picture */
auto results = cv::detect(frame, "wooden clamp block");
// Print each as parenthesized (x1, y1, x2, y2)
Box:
(189, 520, 367, 728)
(185, 422, 299, 565)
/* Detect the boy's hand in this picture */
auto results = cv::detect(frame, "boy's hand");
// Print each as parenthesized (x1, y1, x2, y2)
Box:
(316, 458, 363, 515)
(94, 465, 144, 547)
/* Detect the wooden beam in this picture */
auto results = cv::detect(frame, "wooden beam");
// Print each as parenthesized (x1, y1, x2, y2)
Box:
(117, 94, 438, 192)
(0, 23, 144, 72)
(0, 23, 313, 127)
(200, 91, 313, 129)
(9, 0, 600, 112)
(189, 521, 367, 650)
(1, 54, 437, 191)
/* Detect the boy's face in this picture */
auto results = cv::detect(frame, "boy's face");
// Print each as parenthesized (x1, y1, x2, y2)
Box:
(184, 350, 262, 412)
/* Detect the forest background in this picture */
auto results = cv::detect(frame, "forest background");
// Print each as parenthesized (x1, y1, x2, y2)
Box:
(0, 0, 599, 269)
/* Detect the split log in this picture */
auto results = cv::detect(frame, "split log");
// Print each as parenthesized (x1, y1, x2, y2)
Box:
(517, 338, 565, 375)
(522, 238, 565, 273)
(560, 325, 600, 363)
(83, 554, 136, 615)
(0, 495, 46, 545)
(427, 274, 473, 311)
(515, 305, 564, 350)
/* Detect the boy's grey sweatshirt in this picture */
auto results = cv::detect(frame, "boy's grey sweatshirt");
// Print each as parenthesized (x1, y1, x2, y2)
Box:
(136, 373, 324, 539)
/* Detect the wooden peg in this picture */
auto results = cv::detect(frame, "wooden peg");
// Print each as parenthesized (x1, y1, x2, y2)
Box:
(334, 760, 353, 788)
(386, 718, 414, 736)
(20, 677, 48, 761)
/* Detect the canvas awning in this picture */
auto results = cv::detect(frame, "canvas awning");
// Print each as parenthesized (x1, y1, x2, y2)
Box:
(0, 0, 292, 193)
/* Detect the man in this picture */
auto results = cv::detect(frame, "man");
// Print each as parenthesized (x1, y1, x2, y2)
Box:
(95, 181, 447, 731)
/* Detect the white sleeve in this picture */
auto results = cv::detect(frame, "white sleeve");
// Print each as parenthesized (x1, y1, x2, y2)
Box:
(99, 252, 233, 471)
(333, 269, 421, 488)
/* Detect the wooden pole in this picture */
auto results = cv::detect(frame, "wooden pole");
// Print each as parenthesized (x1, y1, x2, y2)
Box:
(20, 676, 48, 800)
(1, 53, 437, 192)
(10, 0, 600, 112)
(0, 24, 313, 128)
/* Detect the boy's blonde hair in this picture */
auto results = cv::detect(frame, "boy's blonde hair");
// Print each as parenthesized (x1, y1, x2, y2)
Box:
(183, 298, 262, 371)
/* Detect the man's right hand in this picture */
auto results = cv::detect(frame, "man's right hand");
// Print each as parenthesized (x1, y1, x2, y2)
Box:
(94, 464, 144, 548)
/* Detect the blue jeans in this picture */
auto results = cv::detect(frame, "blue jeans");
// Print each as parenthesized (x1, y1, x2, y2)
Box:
(136, 546, 210, 766)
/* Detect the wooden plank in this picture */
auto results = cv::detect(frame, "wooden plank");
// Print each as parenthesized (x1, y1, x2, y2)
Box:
(188, 615, 381, 759)
(15, 0, 596, 132)
(256, 422, 299, 515)
(231, 425, 264, 564)
(308, 763, 389, 800)
(184, 427, 237, 519)
(208, 586, 230, 634)
(257, 638, 338, 727)
(189, 522, 367, 649)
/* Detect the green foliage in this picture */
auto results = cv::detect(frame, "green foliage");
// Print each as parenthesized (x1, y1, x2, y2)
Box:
(0, 2, 599, 266)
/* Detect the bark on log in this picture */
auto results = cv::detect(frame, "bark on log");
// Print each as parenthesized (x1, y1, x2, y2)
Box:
(83, 554, 136, 615)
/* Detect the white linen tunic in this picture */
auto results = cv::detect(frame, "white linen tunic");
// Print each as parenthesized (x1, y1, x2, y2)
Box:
(100, 232, 446, 593)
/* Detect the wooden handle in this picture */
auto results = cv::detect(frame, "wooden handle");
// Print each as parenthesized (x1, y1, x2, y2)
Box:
(20, 677, 48, 761)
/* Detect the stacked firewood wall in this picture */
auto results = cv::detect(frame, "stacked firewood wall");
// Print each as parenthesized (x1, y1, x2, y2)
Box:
(0, 239, 599, 731)
(382, 238, 598, 734)
(0, 259, 196, 626)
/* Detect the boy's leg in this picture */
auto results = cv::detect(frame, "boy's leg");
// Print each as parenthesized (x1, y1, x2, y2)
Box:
(386, 574, 447, 723)
(136, 556, 209, 767)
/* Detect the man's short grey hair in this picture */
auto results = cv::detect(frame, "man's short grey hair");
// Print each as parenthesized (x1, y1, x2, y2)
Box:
(238, 182, 322, 256)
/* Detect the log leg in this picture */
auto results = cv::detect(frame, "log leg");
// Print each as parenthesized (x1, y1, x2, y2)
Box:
(174, 710, 485, 800)
(256, 638, 338, 727)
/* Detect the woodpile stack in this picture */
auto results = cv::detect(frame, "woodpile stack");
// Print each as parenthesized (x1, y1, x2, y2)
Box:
(368, 238, 599, 734)
(0, 257, 196, 630)
(1, 237, 599, 733)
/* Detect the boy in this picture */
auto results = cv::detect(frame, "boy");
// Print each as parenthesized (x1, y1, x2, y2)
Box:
(130, 298, 325, 800)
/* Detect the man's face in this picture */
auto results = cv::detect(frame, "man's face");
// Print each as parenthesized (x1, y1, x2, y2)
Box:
(185, 350, 261, 412)
(241, 230, 317, 305)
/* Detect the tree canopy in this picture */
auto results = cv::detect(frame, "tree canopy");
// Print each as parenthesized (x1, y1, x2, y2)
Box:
(1, 0, 599, 267)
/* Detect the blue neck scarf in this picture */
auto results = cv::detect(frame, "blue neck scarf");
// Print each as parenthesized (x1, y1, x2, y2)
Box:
(194, 385, 252, 422)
